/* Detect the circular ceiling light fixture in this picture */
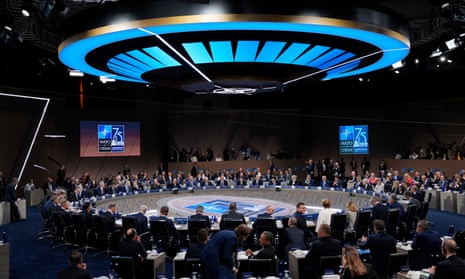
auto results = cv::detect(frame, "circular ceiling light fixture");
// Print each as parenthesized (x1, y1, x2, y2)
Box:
(58, 0, 410, 94)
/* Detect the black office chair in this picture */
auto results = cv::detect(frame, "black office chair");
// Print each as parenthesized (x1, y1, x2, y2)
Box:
(122, 216, 137, 236)
(354, 210, 371, 239)
(185, 257, 203, 278)
(222, 218, 244, 231)
(149, 219, 178, 258)
(253, 217, 278, 247)
(387, 252, 409, 277)
(318, 255, 342, 278)
(386, 208, 400, 239)
(93, 215, 121, 256)
(329, 213, 346, 243)
(402, 205, 417, 240)
(111, 255, 135, 279)
(247, 258, 276, 278)
(187, 219, 209, 243)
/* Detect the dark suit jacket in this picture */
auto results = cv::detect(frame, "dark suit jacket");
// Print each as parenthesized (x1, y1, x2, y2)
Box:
(118, 238, 148, 278)
(433, 255, 465, 279)
(102, 211, 117, 232)
(201, 229, 237, 279)
(359, 232, 397, 276)
(186, 241, 207, 259)
(2, 182, 16, 202)
(155, 215, 180, 241)
(371, 202, 389, 224)
(132, 212, 149, 234)
(284, 227, 307, 252)
(253, 244, 276, 259)
(304, 236, 342, 279)
(56, 264, 92, 279)
(190, 213, 211, 229)
(293, 211, 311, 241)
(411, 229, 442, 269)
(220, 211, 246, 230)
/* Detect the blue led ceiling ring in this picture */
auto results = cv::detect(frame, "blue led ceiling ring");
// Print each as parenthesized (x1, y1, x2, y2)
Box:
(59, 12, 410, 92)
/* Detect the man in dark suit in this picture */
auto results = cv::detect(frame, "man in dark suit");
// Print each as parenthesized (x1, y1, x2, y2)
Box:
(304, 224, 342, 279)
(154, 205, 180, 245)
(118, 228, 148, 279)
(132, 205, 149, 235)
(57, 250, 92, 279)
(201, 224, 252, 279)
(102, 203, 118, 232)
(186, 228, 209, 258)
(431, 239, 465, 278)
(220, 202, 246, 230)
(245, 230, 276, 259)
(3, 177, 20, 221)
(284, 216, 307, 253)
(370, 196, 389, 225)
(293, 202, 312, 245)
(388, 194, 406, 222)
(359, 219, 397, 278)
(189, 205, 211, 230)
(410, 219, 442, 270)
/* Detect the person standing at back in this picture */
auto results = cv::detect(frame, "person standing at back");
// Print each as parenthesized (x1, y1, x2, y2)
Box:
(293, 202, 312, 245)
(201, 224, 252, 279)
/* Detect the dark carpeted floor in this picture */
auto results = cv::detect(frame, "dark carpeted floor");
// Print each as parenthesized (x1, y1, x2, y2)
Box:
(0, 205, 464, 279)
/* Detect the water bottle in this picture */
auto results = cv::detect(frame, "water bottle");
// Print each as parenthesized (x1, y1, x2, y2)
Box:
(157, 239, 163, 253)
(2, 232, 7, 244)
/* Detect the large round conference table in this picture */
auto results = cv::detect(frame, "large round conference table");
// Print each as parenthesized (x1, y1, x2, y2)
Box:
(94, 186, 376, 218)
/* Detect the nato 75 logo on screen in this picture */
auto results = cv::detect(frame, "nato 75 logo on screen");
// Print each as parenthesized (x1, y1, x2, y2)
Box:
(98, 124, 125, 152)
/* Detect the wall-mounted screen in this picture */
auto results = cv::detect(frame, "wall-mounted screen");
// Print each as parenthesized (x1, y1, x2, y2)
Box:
(80, 121, 140, 157)
(339, 125, 368, 155)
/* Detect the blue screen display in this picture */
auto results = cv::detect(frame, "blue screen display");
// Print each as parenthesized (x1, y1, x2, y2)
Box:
(339, 125, 368, 155)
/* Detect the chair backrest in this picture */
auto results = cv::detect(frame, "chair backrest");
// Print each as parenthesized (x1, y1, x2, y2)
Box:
(319, 255, 342, 277)
(111, 255, 135, 279)
(247, 258, 275, 277)
(418, 201, 430, 220)
(330, 214, 346, 243)
(387, 252, 409, 277)
(386, 208, 400, 237)
(254, 217, 277, 236)
(405, 205, 417, 231)
(185, 257, 202, 278)
(354, 210, 371, 238)
(222, 218, 243, 231)
(187, 219, 209, 242)
(122, 215, 137, 233)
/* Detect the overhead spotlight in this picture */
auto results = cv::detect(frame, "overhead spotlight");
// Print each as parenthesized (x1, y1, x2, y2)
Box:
(430, 48, 443, 58)
(21, 9, 30, 17)
(100, 76, 116, 83)
(69, 69, 84, 77)
(391, 60, 404, 69)
(445, 38, 460, 50)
